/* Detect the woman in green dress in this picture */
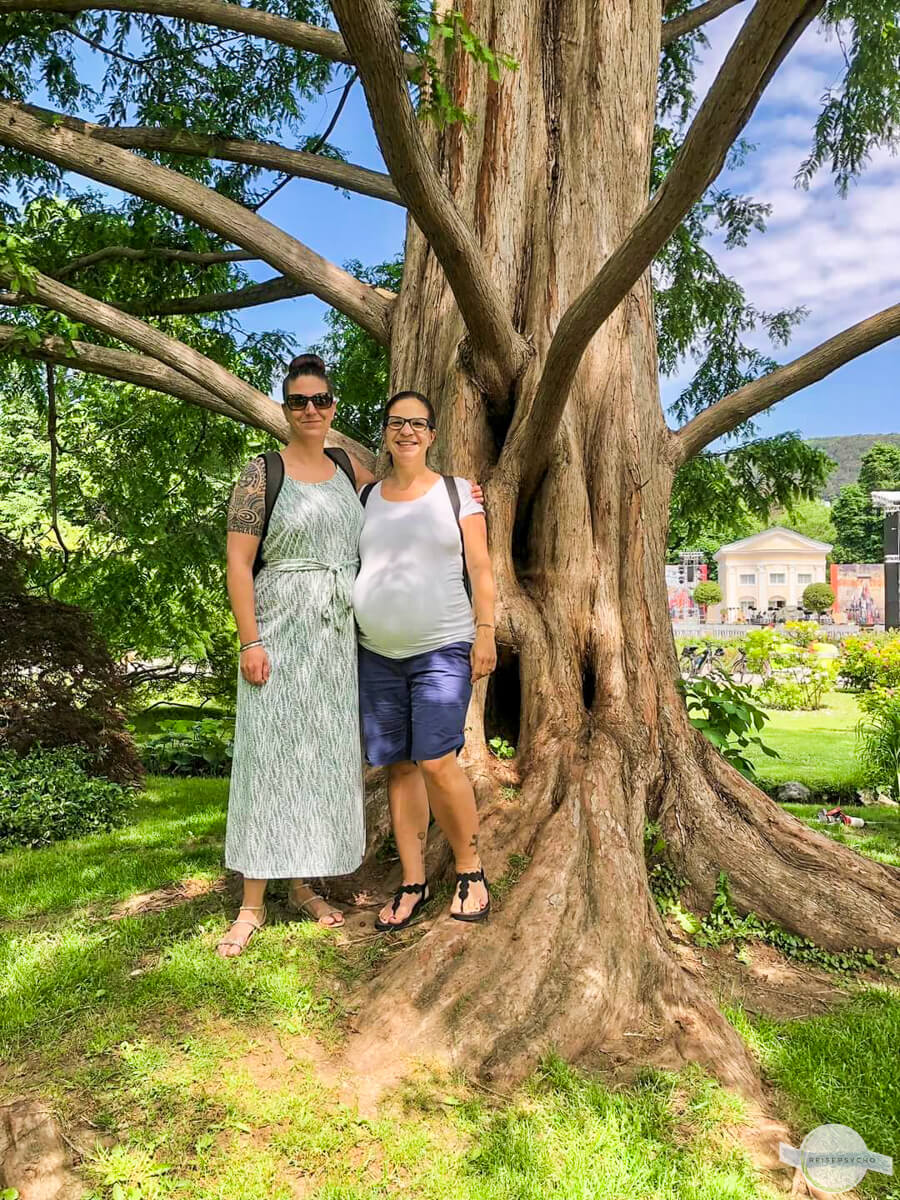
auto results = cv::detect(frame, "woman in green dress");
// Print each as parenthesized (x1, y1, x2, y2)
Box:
(217, 354, 375, 956)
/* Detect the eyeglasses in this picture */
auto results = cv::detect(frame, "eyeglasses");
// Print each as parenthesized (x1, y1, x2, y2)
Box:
(285, 392, 334, 411)
(383, 416, 434, 432)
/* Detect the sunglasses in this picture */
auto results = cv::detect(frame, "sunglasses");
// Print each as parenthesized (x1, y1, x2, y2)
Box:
(285, 392, 334, 411)
(383, 416, 434, 432)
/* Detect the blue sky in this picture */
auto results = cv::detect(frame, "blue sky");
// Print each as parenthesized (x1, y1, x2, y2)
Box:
(30, 5, 900, 439)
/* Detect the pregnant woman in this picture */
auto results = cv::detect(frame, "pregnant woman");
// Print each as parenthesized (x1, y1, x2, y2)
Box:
(353, 391, 497, 930)
(218, 353, 373, 956)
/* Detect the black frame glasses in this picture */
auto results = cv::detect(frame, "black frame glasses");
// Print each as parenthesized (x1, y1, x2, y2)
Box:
(383, 416, 434, 432)
(285, 392, 334, 411)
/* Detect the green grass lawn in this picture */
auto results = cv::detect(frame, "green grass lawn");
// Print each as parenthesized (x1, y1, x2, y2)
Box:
(744, 689, 867, 791)
(2, 776, 898, 1199)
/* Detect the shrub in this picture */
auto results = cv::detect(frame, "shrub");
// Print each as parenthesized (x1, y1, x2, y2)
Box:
(139, 717, 234, 775)
(679, 671, 778, 778)
(856, 688, 900, 801)
(802, 582, 835, 613)
(744, 628, 783, 674)
(744, 628, 835, 709)
(756, 678, 806, 710)
(783, 620, 821, 647)
(0, 747, 136, 850)
(839, 633, 900, 692)
(0, 537, 142, 784)
(692, 581, 722, 608)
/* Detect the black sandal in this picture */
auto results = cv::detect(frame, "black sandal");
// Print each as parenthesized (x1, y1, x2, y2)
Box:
(451, 867, 490, 923)
(374, 881, 431, 931)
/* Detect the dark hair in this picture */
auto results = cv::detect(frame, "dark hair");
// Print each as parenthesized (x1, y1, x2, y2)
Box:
(282, 353, 331, 403)
(382, 390, 436, 427)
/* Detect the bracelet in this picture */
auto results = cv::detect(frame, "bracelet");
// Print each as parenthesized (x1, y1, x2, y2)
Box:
(476, 624, 494, 630)
(239, 640, 263, 652)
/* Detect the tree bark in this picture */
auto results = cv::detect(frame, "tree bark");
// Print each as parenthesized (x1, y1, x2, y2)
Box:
(341, 0, 900, 1095)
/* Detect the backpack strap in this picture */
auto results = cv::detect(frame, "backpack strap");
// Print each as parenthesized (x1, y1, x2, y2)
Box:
(442, 476, 472, 601)
(359, 482, 377, 507)
(252, 451, 284, 579)
(324, 445, 356, 491)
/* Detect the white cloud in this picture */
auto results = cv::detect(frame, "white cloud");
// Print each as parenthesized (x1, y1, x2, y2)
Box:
(688, 11, 900, 362)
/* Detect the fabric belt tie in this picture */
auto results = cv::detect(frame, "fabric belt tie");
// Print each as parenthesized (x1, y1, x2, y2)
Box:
(264, 558, 357, 625)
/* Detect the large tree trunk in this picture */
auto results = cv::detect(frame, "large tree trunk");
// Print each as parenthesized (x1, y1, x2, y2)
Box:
(345, 0, 900, 1094)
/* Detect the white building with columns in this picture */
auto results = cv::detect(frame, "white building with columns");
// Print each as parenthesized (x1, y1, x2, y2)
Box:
(713, 528, 832, 619)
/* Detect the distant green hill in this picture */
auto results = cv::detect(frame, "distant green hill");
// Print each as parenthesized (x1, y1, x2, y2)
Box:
(808, 433, 900, 498)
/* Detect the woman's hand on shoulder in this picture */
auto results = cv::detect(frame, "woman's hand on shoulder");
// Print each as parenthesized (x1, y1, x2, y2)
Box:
(470, 628, 497, 683)
(468, 479, 484, 506)
(241, 645, 270, 686)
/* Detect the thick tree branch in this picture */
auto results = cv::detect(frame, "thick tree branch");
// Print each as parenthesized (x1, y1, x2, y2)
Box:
(0, 0, 416, 72)
(331, 0, 531, 398)
(674, 303, 900, 462)
(0, 323, 269, 430)
(661, 0, 747, 46)
(0, 101, 394, 343)
(21, 104, 403, 207)
(0, 265, 285, 428)
(0, 323, 376, 470)
(122, 275, 307, 316)
(508, 0, 823, 502)
(58, 246, 256, 278)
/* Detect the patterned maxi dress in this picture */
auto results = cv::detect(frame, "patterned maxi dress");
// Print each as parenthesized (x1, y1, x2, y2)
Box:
(225, 460, 365, 879)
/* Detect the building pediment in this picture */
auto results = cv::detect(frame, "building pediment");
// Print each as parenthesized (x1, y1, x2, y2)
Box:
(713, 527, 832, 559)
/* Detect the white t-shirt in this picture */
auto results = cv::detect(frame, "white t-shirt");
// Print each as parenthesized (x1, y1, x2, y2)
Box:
(352, 476, 484, 659)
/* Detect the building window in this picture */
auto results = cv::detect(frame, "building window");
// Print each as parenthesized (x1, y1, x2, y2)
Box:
(798, 573, 812, 585)
(769, 572, 786, 584)
(739, 573, 756, 585)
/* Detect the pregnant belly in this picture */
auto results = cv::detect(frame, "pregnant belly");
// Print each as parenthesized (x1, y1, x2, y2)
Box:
(352, 573, 435, 646)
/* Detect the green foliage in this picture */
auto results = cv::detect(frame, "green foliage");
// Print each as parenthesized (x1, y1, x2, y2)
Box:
(856, 687, 900, 800)
(782, 620, 823, 648)
(697, 872, 893, 975)
(745, 632, 836, 710)
(831, 442, 900, 562)
(643, 824, 700, 934)
(808, 433, 900, 499)
(0, 747, 136, 850)
(1, 3, 336, 207)
(405, 8, 518, 128)
(488, 736, 516, 760)
(678, 671, 778, 777)
(668, 436, 833, 555)
(311, 257, 402, 451)
(800, 0, 900, 194)
(0, 362, 268, 668)
(839, 633, 900, 691)
(831, 483, 883, 562)
(138, 718, 235, 776)
(691, 581, 721, 607)
(802, 582, 834, 613)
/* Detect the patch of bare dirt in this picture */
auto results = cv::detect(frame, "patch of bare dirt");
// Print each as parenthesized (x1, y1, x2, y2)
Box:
(108, 876, 226, 919)
(671, 937, 864, 1021)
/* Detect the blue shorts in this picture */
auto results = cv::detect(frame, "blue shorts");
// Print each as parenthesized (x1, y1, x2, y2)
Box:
(358, 641, 473, 766)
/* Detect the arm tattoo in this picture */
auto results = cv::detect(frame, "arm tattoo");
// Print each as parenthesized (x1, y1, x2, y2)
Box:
(227, 456, 266, 537)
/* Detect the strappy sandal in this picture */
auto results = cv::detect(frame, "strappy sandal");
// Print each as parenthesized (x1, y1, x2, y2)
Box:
(451, 867, 490, 923)
(216, 904, 266, 956)
(287, 886, 345, 928)
(374, 881, 431, 932)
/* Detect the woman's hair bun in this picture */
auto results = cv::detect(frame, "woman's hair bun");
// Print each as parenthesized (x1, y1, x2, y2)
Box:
(288, 352, 327, 372)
